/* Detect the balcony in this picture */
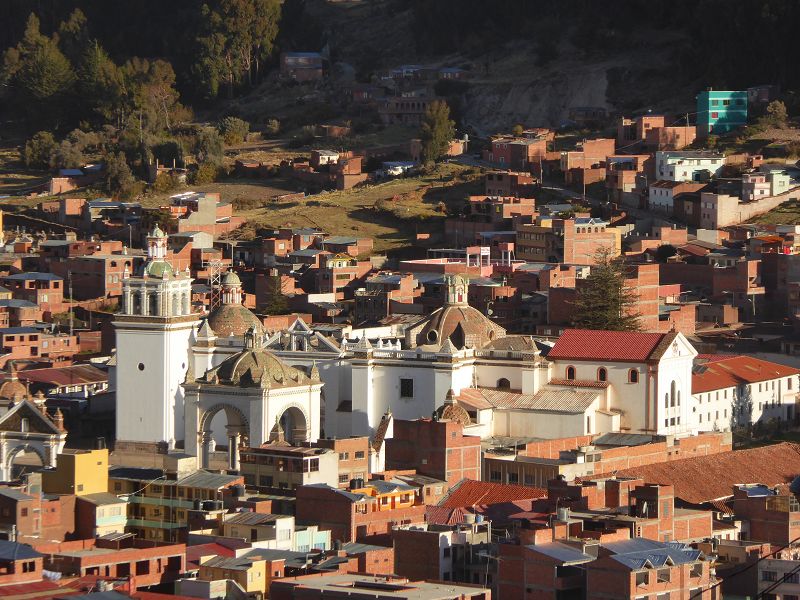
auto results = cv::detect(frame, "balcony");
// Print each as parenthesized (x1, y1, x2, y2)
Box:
(126, 495, 194, 509)
(126, 518, 184, 530)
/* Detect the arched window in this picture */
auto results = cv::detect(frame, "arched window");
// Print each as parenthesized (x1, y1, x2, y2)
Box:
(566, 366, 576, 380)
(629, 369, 639, 383)
(670, 381, 677, 407)
(497, 378, 510, 389)
(665, 393, 669, 408)
(597, 368, 607, 382)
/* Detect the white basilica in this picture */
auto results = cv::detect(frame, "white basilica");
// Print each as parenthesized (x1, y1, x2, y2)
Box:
(114, 228, 321, 470)
(115, 236, 713, 469)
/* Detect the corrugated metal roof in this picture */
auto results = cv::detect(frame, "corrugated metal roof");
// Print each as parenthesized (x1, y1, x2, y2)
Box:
(177, 471, 241, 490)
(456, 387, 599, 414)
(18, 364, 108, 387)
(529, 542, 592, 564)
(224, 512, 284, 525)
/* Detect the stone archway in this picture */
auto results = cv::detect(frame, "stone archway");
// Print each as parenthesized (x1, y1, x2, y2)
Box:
(199, 404, 250, 471)
(274, 404, 309, 445)
(4, 444, 46, 481)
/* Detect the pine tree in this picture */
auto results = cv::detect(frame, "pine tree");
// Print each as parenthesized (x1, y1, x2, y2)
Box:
(262, 273, 289, 315)
(572, 248, 642, 331)
(419, 100, 455, 164)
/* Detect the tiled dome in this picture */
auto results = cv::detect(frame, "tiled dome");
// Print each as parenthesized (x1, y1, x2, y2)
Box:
(202, 347, 317, 389)
(206, 304, 264, 337)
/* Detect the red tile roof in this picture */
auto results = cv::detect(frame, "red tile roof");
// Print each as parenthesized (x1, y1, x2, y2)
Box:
(425, 505, 465, 526)
(439, 479, 546, 509)
(693, 355, 800, 394)
(590, 442, 800, 504)
(547, 329, 671, 363)
(185, 542, 236, 568)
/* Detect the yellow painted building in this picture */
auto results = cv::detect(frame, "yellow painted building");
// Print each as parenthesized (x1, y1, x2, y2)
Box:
(198, 555, 267, 595)
(42, 448, 108, 496)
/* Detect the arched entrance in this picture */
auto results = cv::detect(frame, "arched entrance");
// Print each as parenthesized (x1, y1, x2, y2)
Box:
(199, 404, 249, 471)
(274, 405, 309, 445)
(6, 444, 46, 480)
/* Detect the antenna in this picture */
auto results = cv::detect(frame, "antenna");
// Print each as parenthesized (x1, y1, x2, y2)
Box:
(204, 258, 224, 311)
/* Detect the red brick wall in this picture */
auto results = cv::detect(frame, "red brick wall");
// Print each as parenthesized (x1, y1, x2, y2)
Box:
(393, 529, 441, 581)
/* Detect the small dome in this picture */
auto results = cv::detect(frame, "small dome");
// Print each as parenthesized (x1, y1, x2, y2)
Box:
(414, 305, 505, 349)
(206, 304, 264, 338)
(0, 378, 26, 401)
(222, 270, 241, 286)
(143, 260, 174, 279)
(150, 225, 166, 238)
(434, 389, 471, 426)
(201, 347, 317, 388)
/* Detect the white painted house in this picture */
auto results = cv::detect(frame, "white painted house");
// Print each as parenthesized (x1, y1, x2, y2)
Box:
(655, 151, 724, 182)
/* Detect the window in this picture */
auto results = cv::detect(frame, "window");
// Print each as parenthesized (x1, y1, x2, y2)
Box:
(629, 369, 639, 383)
(77, 484, 84, 492)
(657, 568, 671, 583)
(339, 474, 349, 484)
(497, 378, 510, 389)
(400, 378, 414, 398)
(711, 111, 719, 119)
(20, 508, 27, 517)
(762, 570, 777, 582)
(566, 366, 576, 380)
(339, 452, 349, 460)
(20, 418, 29, 433)
(354, 451, 365, 460)
(597, 368, 607, 382)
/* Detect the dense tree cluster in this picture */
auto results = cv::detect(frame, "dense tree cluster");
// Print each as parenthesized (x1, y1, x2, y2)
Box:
(411, 0, 800, 91)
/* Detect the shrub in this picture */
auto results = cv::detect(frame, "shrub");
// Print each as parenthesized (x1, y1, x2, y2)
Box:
(24, 131, 57, 169)
(153, 172, 182, 194)
(264, 119, 281, 137)
(217, 116, 250, 145)
(190, 162, 220, 184)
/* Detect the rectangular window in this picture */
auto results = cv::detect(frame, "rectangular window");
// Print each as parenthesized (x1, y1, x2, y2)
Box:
(354, 451, 365, 460)
(711, 111, 719, 119)
(400, 378, 414, 398)
(762, 570, 777, 582)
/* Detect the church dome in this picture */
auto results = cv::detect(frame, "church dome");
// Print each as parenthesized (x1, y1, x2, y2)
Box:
(415, 305, 505, 349)
(0, 378, 26, 401)
(206, 304, 264, 337)
(434, 389, 471, 426)
(222, 271, 241, 286)
(202, 346, 317, 389)
(142, 259, 174, 279)
(150, 225, 166, 238)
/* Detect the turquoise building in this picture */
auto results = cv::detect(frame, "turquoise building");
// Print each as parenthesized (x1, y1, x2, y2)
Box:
(696, 89, 748, 137)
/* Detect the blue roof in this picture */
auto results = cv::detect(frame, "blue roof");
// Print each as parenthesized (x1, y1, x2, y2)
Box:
(58, 168, 84, 177)
(0, 327, 40, 335)
(0, 300, 38, 308)
(2, 272, 62, 281)
(0, 540, 41, 561)
(604, 539, 703, 571)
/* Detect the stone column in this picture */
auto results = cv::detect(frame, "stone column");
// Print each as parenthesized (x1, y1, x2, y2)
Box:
(141, 286, 149, 316)
(182, 291, 190, 315)
(45, 439, 57, 468)
(155, 288, 164, 317)
(123, 289, 132, 314)
(227, 428, 241, 472)
(0, 441, 8, 482)
(200, 432, 211, 469)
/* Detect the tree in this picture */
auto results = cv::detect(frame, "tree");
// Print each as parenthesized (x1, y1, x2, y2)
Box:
(2, 14, 76, 127)
(50, 140, 84, 169)
(654, 244, 677, 263)
(262, 272, 289, 314)
(766, 100, 789, 128)
(419, 100, 455, 164)
(194, 0, 281, 99)
(572, 248, 642, 331)
(193, 127, 224, 165)
(77, 41, 124, 126)
(105, 151, 136, 198)
(217, 116, 250, 145)
(57, 8, 90, 64)
(512, 124, 524, 136)
(23, 131, 57, 168)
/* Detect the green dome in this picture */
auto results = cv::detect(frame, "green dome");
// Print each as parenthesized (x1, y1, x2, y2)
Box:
(144, 260, 174, 279)
(222, 270, 241, 286)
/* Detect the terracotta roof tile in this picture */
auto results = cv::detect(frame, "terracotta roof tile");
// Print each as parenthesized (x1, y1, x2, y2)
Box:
(547, 329, 668, 362)
(590, 442, 800, 504)
(693, 355, 800, 394)
(439, 479, 546, 509)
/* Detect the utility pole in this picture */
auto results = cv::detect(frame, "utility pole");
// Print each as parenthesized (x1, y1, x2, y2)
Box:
(68, 271, 73, 337)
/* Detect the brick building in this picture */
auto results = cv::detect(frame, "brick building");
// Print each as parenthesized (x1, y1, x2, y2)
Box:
(312, 437, 370, 489)
(484, 171, 536, 198)
(46, 538, 185, 588)
(295, 480, 427, 543)
(0, 540, 42, 586)
(385, 419, 481, 487)
(0, 273, 64, 315)
(516, 217, 621, 265)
